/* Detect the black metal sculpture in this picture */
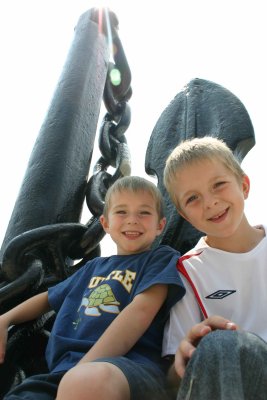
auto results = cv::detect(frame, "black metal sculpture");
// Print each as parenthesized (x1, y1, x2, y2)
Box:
(0, 7, 132, 310)
(0, 7, 255, 397)
(146, 78, 255, 254)
(0, 8, 132, 395)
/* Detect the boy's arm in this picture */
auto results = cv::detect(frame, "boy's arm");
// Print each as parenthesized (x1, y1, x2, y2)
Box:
(0, 291, 51, 363)
(79, 284, 168, 364)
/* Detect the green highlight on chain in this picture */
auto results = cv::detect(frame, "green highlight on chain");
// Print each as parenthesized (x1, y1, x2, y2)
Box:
(110, 68, 121, 86)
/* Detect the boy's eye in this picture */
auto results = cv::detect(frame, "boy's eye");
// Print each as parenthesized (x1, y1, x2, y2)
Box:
(115, 210, 126, 214)
(139, 211, 151, 215)
(214, 181, 226, 189)
(186, 195, 198, 205)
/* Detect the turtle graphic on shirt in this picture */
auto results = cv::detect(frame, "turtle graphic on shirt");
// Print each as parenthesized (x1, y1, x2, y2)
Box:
(80, 284, 121, 316)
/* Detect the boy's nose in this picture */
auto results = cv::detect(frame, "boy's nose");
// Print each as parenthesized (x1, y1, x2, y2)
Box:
(126, 214, 138, 224)
(204, 194, 218, 208)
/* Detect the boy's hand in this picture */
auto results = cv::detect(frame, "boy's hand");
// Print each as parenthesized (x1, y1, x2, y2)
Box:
(0, 316, 9, 364)
(174, 315, 238, 378)
(0, 291, 50, 364)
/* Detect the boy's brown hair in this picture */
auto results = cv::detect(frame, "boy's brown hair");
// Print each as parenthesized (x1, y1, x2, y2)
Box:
(103, 175, 164, 219)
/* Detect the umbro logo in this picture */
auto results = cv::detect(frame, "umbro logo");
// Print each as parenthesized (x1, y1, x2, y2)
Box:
(206, 290, 236, 299)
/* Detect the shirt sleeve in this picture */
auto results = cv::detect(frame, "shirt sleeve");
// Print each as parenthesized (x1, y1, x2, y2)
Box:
(162, 277, 203, 356)
(135, 245, 186, 311)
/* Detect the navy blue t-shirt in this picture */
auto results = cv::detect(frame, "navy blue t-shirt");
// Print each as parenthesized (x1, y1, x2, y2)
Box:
(46, 245, 185, 373)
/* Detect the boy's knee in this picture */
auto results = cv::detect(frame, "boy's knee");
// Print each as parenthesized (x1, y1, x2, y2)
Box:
(58, 362, 129, 400)
(194, 329, 267, 362)
(62, 362, 114, 385)
(197, 329, 238, 350)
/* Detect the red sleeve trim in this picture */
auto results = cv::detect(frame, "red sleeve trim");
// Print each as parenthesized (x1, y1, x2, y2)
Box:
(177, 253, 208, 319)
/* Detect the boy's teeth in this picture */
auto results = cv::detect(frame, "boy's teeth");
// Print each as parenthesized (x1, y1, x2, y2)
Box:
(213, 211, 224, 219)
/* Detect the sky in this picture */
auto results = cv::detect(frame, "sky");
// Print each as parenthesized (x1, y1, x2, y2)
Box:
(0, 0, 266, 256)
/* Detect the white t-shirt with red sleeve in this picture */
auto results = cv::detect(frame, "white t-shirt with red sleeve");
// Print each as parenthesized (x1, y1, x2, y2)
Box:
(162, 225, 267, 357)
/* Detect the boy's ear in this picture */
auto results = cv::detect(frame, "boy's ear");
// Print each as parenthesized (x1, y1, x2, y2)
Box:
(156, 217, 166, 235)
(100, 215, 110, 233)
(242, 175, 250, 199)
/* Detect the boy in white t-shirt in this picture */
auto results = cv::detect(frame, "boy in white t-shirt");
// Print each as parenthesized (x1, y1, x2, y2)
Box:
(163, 136, 267, 400)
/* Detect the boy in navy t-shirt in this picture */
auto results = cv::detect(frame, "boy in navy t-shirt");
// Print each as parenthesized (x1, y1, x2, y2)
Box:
(0, 176, 185, 400)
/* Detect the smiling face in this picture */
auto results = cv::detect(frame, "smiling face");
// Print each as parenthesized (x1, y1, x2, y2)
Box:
(173, 158, 250, 248)
(100, 189, 166, 255)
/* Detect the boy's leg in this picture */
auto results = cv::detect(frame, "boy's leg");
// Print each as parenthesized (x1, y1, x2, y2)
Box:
(177, 330, 267, 400)
(56, 362, 130, 400)
(56, 357, 170, 400)
(3, 372, 63, 400)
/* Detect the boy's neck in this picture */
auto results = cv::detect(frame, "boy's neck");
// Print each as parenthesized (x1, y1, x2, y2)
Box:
(204, 225, 265, 253)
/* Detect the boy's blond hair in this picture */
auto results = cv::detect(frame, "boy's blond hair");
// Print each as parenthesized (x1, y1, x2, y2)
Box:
(164, 136, 245, 206)
(103, 175, 164, 219)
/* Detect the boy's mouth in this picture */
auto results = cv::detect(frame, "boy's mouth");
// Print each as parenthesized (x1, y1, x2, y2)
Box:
(123, 231, 142, 238)
(209, 208, 229, 222)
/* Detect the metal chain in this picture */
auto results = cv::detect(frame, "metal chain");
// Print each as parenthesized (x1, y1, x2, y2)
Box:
(73, 9, 132, 260)
(0, 8, 132, 309)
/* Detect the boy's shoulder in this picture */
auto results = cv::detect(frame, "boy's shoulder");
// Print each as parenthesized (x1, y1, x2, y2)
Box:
(153, 244, 181, 256)
(131, 245, 180, 264)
